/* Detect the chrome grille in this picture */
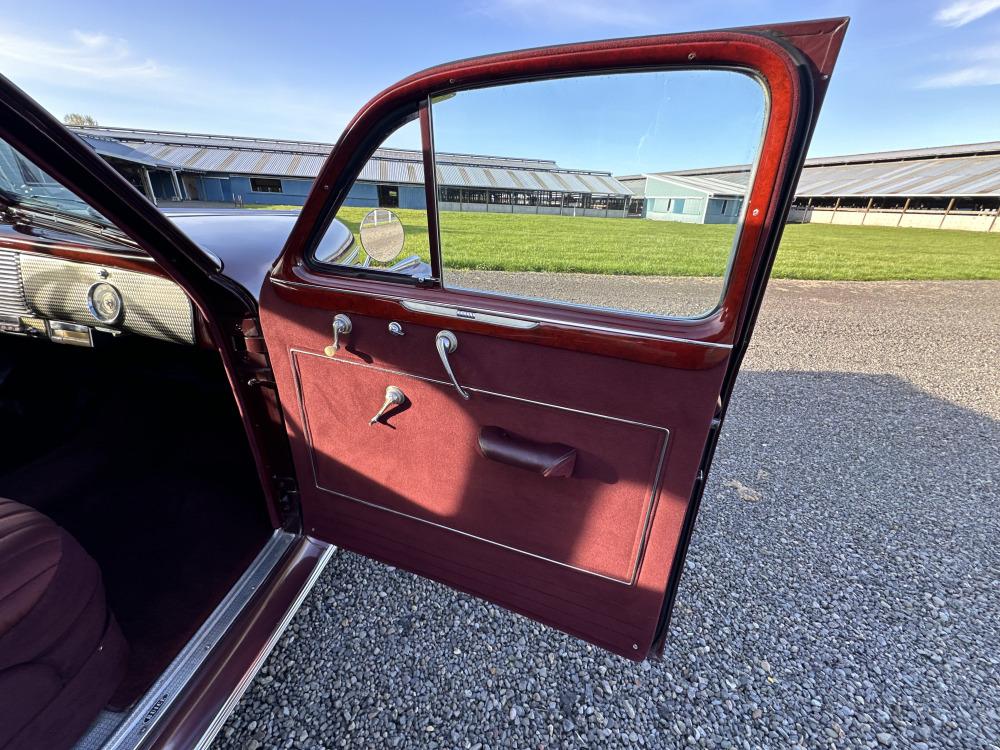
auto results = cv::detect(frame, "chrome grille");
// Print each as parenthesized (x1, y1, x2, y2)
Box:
(0, 249, 30, 323)
(19, 253, 195, 344)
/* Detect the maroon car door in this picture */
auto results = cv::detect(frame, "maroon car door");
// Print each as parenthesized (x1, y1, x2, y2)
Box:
(260, 19, 847, 659)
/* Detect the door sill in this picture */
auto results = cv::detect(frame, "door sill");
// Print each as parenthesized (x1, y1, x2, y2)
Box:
(73, 529, 310, 750)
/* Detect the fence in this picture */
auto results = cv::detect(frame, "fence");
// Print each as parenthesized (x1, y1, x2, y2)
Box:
(788, 205, 1000, 232)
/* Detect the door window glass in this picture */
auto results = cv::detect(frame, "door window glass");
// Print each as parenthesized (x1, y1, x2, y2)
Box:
(430, 70, 766, 318)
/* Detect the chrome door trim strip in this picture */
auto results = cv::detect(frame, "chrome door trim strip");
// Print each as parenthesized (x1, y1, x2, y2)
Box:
(289, 347, 670, 586)
(270, 278, 733, 350)
(400, 299, 540, 328)
(87, 530, 297, 750)
(192, 541, 336, 750)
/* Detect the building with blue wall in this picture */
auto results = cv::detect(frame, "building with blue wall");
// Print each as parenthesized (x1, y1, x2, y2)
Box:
(72, 126, 627, 215)
(617, 173, 747, 224)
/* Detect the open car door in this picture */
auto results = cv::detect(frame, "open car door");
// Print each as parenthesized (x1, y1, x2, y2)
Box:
(260, 18, 847, 659)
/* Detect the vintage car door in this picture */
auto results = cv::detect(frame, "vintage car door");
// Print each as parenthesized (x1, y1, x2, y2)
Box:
(260, 18, 847, 659)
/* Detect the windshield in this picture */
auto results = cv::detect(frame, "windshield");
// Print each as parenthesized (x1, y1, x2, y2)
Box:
(0, 138, 114, 226)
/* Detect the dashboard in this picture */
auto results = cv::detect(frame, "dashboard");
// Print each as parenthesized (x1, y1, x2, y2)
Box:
(0, 208, 349, 349)
(0, 241, 195, 347)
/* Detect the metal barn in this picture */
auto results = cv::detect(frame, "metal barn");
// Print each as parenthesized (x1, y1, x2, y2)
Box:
(71, 126, 632, 217)
(627, 141, 1000, 231)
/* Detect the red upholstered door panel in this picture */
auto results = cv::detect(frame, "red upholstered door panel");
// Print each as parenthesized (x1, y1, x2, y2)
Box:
(292, 347, 669, 583)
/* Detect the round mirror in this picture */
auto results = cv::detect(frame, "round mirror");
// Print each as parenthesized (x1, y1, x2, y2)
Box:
(359, 209, 405, 264)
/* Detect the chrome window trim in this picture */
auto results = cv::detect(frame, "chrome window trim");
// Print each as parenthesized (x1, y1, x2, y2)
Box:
(400, 295, 732, 347)
(400, 299, 539, 328)
(290, 347, 669, 586)
(270, 278, 733, 350)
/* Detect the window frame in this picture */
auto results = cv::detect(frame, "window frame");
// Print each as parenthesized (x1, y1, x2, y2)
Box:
(300, 108, 439, 286)
(304, 67, 770, 315)
(291, 31, 811, 349)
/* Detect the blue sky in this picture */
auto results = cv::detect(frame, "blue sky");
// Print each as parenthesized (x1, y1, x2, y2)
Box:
(428, 70, 767, 173)
(0, 0, 997, 171)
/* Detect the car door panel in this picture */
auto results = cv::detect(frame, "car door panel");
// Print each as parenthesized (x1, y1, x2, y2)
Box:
(260, 19, 848, 658)
(263, 279, 729, 655)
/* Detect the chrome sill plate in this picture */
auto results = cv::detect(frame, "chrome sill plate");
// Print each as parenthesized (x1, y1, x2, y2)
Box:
(74, 529, 297, 750)
(193, 540, 336, 750)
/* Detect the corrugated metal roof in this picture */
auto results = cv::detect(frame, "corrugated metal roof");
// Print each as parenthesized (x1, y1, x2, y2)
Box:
(366, 159, 631, 194)
(644, 173, 748, 197)
(74, 126, 335, 155)
(617, 176, 648, 195)
(375, 146, 558, 170)
(793, 154, 1000, 196)
(71, 125, 630, 195)
(77, 135, 178, 169)
(629, 140, 1000, 198)
(678, 141, 1000, 175)
(74, 126, 1000, 199)
(645, 154, 1000, 198)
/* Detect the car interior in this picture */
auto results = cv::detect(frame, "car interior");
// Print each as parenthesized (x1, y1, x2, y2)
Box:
(0, 332, 273, 745)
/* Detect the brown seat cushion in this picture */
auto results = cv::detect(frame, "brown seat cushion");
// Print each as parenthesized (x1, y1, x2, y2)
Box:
(0, 498, 128, 750)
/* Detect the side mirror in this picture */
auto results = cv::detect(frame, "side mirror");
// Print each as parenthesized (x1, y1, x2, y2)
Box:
(359, 209, 405, 265)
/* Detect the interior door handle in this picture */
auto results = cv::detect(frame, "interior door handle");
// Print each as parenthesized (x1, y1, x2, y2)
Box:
(435, 330, 470, 400)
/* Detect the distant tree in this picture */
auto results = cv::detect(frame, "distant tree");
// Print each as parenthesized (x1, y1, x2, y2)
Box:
(63, 113, 99, 126)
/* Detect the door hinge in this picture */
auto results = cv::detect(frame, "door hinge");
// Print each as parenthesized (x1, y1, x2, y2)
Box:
(274, 475, 300, 517)
(240, 333, 269, 356)
(234, 317, 270, 356)
(246, 369, 276, 389)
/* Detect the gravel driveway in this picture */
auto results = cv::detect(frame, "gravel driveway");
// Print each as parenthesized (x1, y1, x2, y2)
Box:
(216, 279, 1000, 750)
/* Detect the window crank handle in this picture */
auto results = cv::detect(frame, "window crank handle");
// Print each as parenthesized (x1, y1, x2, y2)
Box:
(435, 330, 470, 399)
(324, 314, 352, 357)
(370, 385, 406, 425)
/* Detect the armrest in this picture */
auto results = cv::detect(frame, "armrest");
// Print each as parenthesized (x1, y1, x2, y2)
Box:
(477, 426, 576, 478)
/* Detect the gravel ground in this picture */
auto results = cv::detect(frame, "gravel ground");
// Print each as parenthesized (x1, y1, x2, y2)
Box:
(216, 279, 1000, 750)
(444, 270, 724, 317)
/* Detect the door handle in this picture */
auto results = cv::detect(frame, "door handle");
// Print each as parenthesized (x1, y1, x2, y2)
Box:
(370, 385, 406, 425)
(324, 314, 352, 357)
(435, 330, 470, 400)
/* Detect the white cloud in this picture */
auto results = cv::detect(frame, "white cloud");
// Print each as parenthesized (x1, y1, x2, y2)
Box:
(934, 0, 1000, 26)
(919, 44, 1000, 87)
(477, 0, 654, 28)
(0, 27, 357, 141)
(0, 29, 168, 81)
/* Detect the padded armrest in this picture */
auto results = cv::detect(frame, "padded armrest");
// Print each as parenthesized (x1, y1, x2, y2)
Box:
(477, 426, 576, 478)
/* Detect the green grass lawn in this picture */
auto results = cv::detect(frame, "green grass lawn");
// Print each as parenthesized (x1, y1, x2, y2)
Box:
(253, 205, 999, 281)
